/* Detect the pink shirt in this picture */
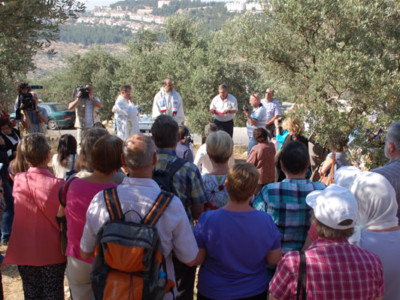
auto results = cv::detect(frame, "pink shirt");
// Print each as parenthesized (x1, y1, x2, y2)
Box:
(64, 178, 116, 263)
(270, 238, 384, 300)
(4, 168, 65, 266)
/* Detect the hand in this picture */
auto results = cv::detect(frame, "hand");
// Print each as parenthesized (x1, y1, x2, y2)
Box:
(210, 109, 216, 114)
(0, 137, 4, 145)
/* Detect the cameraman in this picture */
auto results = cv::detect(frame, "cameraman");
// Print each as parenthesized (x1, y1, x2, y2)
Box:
(243, 93, 268, 156)
(15, 82, 48, 134)
(68, 84, 102, 151)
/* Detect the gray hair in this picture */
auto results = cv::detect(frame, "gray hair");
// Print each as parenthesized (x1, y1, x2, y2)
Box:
(204, 123, 218, 137)
(218, 84, 228, 91)
(123, 134, 155, 169)
(386, 121, 400, 151)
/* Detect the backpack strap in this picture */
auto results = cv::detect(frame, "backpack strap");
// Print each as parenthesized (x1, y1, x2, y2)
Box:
(103, 187, 124, 221)
(142, 191, 173, 226)
(153, 157, 186, 194)
(58, 176, 78, 207)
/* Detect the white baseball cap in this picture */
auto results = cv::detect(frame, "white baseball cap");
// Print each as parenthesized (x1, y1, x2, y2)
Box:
(306, 184, 358, 230)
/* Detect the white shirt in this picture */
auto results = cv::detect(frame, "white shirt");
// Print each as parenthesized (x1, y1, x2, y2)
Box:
(113, 95, 140, 140)
(51, 153, 77, 179)
(152, 88, 185, 125)
(80, 177, 198, 299)
(210, 94, 238, 122)
(194, 143, 235, 176)
(246, 104, 267, 137)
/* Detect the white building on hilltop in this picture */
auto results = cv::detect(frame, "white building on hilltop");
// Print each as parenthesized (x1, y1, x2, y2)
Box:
(158, 0, 171, 9)
(225, 0, 246, 13)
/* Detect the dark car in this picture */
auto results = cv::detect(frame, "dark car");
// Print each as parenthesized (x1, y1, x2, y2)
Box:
(38, 103, 75, 130)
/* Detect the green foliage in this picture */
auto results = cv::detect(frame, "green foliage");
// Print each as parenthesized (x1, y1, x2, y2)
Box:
(39, 47, 121, 121)
(218, 1, 400, 168)
(59, 24, 133, 45)
(42, 14, 267, 134)
(0, 0, 84, 101)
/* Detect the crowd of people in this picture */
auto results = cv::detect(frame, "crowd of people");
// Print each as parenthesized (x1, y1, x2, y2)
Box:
(0, 81, 398, 300)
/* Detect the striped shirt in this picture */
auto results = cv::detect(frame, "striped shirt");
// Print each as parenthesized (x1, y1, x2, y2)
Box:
(155, 149, 207, 224)
(252, 179, 325, 253)
(269, 238, 385, 300)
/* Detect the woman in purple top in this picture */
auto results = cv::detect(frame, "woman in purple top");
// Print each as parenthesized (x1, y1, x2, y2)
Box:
(58, 134, 123, 300)
(194, 162, 282, 300)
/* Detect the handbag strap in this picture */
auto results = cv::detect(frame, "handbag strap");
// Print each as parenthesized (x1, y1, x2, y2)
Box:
(25, 172, 60, 232)
(58, 176, 78, 208)
(296, 251, 307, 300)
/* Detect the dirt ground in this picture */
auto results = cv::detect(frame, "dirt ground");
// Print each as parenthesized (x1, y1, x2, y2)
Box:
(1, 145, 248, 299)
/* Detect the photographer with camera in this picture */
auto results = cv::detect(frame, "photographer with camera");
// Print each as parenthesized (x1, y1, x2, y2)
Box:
(15, 82, 48, 135)
(68, 84, 102, 151)
(243, 93, 268, 156)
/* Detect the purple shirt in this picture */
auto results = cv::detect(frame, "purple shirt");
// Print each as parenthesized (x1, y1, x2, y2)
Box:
(193, 208, 281, 299)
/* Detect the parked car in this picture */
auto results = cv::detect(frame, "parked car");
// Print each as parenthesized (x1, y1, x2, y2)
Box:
(38, 103, 75, 130)
(138, 114, 154, 133)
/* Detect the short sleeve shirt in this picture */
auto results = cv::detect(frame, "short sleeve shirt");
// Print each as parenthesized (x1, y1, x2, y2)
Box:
(261, 98, 281, 123)
(210, 94, 238, 122)
(269, 238, 385, 300)
(194, 209, 281, 299)
(246, 105, 267, 137)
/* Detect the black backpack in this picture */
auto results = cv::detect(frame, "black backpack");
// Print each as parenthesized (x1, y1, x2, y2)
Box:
(152, 158, 186, 195)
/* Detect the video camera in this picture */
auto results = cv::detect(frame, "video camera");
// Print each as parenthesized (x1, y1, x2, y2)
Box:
(15, 85, 43, 120)
(242, 104, 250, 113)
(75, 85, 90, 99)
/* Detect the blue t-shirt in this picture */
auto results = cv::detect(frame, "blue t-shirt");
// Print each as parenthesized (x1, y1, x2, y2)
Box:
(193, 209, 281, 299)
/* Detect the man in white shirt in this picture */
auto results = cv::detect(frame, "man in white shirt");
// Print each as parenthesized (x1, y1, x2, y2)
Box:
(261, 88, 281, 136)
(80, 134, 200, 299)
(209, 84, 238, 137)
(68, 84, 102, 150)
(152, 79, 185, 125)
(113, 84, 140, 141)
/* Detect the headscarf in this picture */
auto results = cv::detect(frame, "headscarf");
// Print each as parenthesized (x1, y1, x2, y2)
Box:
(334, 166, 362, 190)
(351, 172, 398, 231)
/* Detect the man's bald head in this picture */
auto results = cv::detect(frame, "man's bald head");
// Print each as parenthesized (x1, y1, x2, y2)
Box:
(123, 134, 156, 169)
(162, 78, 173, 93)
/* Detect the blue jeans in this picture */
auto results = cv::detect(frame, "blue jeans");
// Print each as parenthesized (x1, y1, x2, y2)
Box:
(248, 135, 257, 157)
(2, 181, 14, 243)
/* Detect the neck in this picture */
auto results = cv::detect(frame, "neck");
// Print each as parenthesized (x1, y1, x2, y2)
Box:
(128, 166, 153, 179)
(223, 198, 253, 212)
(285, 172, 307, 179)
(32, 163, 48, 169)
(210, 162, 229, 175)
(390, 153, 400, 161)
(369, 225, 400, 233)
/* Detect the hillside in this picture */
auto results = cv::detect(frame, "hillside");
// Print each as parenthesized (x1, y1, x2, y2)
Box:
(28, 42, 129, 78)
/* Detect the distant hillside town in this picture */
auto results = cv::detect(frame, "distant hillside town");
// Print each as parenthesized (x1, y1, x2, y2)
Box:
(75, 0, 267, 33)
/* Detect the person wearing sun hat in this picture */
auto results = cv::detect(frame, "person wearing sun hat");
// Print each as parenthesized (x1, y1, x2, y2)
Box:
(269, 184, 385, 300)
